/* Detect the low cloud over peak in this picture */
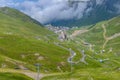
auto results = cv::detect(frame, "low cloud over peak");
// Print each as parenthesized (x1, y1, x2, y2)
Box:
(20, 0, 90, 24)
(0, 0, 120, 24)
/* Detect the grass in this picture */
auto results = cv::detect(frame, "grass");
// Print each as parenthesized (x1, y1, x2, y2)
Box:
(0, 33, 69, 72)
(42, 15, 120, 80)
(106, 16, 120, 37)
(0, 7, 69, 72)
(0, 72, 33, 80)
(41, 68, 120, 80)
(0, 7, 120, 80)
(72, 16, 120, 52)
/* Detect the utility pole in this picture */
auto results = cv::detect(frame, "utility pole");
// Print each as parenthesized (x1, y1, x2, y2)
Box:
(35, 63, 40, 80)
(70, 59, 73, 73)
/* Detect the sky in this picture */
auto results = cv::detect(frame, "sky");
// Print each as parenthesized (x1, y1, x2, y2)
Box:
(0, 0, 120, 24)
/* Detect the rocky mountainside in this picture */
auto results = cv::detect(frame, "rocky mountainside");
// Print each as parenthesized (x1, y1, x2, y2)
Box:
(49, 0, 120, 27)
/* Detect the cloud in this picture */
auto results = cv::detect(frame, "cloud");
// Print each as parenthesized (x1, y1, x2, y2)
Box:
(7, 0, 88, 23)
(17, 0, 90, 24)
(0, 0, 91, 24)
(0, 0, 14, 7)
(1, 0, 119, 24)
(0, 0, 120, 24)
(96, 0, 104, 5)
(114, 2, 120, 14)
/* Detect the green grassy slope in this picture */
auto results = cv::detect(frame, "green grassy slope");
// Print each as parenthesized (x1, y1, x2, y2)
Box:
(0, 7, 120, 80)
(0, 72, 33, 80)
(72, 16, 120, 68)
(0, 7, 56, 39)
(75, 16, 120, 51)
(41, 16, 120, 79)
(48, 16, 120, 70)
(41, 68, 120, 80)
(0, 7, 69, 72)
(0, 7, 42, 26)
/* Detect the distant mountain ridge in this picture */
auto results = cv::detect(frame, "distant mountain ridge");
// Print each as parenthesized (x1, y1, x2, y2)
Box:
(0, 7, 43, 26)
(48, 0, 120, 27)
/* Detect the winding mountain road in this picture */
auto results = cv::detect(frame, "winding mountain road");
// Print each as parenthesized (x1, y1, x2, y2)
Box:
(70, 29, 88, 38)
(102, 24, 108, 49)
(102, 24, 120, 49)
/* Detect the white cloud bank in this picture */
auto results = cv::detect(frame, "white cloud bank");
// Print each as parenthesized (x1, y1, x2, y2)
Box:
(0, 0, 91, 24)
(20, 0, 90, 24)
(0, 0, 120, 24)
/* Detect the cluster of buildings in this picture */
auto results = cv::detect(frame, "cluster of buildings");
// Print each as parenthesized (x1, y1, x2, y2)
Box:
(45, 24, 70, 41)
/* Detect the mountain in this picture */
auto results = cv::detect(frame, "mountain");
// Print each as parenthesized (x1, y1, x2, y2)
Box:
(48, 0, 120, 27)
(73, 16, 120, 52)
(41, 15, 120, 80)
(0, 7, 42, 26)
(0, 72, 33, 80)
(0, 6, 120, 80)
(0, 7, 69, 72)
(0, 7, 52, 37)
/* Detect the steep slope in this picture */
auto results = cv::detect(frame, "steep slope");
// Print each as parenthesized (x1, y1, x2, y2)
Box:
(0, 7, 55, 39)
(0, 6, 120, 80)
(40, 16, 120, 80)
(67, 16, 120, 72)
(0, 72, 33, 80)
(75, 16, 120, 52)
(0, 7, 69, 72)
(0, 7, 42, 26)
